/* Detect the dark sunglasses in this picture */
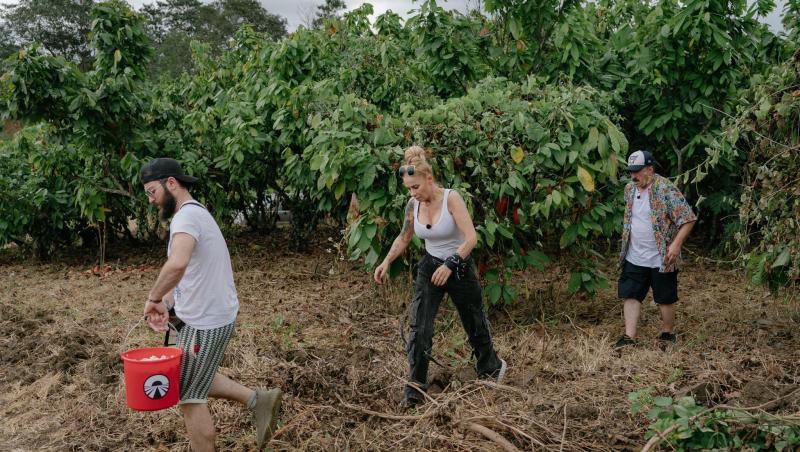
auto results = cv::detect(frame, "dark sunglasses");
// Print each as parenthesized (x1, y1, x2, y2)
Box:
(398, 165, 416, 176)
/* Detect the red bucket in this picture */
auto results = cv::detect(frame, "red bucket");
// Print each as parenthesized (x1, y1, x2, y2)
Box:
(120, 346, 183, 411)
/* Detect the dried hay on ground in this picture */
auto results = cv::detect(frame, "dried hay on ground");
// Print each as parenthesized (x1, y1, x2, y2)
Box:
(1, 232, 799, 451)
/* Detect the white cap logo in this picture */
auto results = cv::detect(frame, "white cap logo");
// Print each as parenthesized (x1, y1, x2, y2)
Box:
(628, 151, 644, 166)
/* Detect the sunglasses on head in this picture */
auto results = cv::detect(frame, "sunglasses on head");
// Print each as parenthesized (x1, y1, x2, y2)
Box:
(398, 165, 416, 176)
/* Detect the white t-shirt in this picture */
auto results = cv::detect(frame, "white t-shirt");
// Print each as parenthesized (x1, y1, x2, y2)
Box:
(169, 201, 239, 329)
(626, 189, 663, 268)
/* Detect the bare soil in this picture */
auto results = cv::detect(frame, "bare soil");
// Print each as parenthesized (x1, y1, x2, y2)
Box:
(1, 232, 799, 451)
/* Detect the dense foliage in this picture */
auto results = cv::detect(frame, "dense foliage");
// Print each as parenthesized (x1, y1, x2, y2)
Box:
(710, 50, 800, 290)
(1, 0, 798, 295)
(629, 388, 800, 450)
(0, 0, 287, 76)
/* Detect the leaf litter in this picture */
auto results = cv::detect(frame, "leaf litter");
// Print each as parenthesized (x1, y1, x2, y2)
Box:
(0, 231, 799, 451)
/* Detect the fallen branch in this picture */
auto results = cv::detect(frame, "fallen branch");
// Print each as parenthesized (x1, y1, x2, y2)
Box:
(461, 415, 549, 449)
(272, 405, 336, 439)
(335, 394, 434, 421)
(559, 403, 567, 452)
(475, 380, 532, 400)
(463, 422, 521, 452)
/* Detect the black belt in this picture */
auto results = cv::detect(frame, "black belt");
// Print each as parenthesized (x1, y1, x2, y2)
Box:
(426, 252, 469, 280)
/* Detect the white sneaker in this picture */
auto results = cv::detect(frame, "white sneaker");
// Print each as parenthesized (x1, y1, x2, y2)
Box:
(495, 359, 508, 384)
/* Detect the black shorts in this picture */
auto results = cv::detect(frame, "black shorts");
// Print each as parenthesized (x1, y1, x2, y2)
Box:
(618, 260, 678, 305)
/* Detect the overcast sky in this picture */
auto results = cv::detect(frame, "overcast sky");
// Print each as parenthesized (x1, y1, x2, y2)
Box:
(0, 0, 786, 32)
(120, 0, 786, 32)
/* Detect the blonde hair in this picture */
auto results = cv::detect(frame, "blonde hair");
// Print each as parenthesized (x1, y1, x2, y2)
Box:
(403, 146, 434, 178)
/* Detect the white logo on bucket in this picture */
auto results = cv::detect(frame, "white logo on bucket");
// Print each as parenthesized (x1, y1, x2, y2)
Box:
(143, 374, 170, 399)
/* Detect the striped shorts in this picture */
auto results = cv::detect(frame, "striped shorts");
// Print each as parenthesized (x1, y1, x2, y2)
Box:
(176, 322, 235, 404)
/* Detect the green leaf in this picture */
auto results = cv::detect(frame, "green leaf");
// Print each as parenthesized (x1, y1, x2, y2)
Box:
(772, 248, 791, 268)
(554, 149, 567, 166)
(646, 407, 663, 420)
(496, 224, 513, 239)
(486, 284, 502, 304)
(559, 224, 579, 248)
(364, 222, 377, 240)
(311, 113, 322, 129)
(365, 248, 379, 268)
(508, 18, 521, 40)
(653, 396, 673, 407)
(673, 404, 690, 418)
(567, 272, 582, 293)
(597, 134, 608, 157)
(607, 121, 626, 153)
(348, 222, 363, 249)
(484, 229, 495, 247)
(585, 127, 599, 152)
(357, 231, 371, 252)
(552, 189, 562, 206)
(334, 180, 346, 200)
(755, 97, 772, 121)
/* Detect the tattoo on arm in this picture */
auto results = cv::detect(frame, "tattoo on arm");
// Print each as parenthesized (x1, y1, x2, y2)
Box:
(386, 238, 404, 261)
(400, 199, 414, 236)
(385, 199, 415, 262)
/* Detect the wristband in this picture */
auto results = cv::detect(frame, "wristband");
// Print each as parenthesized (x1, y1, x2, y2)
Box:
(148, 298, 162, 304)
(444, 254, 468, 279)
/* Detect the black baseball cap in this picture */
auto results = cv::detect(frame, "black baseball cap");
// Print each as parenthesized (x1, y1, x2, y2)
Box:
(626, 150, 655, 172)
(140, 158, 198, 185)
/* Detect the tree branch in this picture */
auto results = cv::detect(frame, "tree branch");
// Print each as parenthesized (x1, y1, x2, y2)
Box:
(463, 422, 521, 452)
(99, 187, 133, 199)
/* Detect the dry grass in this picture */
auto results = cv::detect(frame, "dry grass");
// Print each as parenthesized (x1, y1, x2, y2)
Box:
(1, 232, 799, 451)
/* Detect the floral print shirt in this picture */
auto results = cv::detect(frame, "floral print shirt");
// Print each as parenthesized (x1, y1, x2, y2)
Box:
(619, 174, 697, 273)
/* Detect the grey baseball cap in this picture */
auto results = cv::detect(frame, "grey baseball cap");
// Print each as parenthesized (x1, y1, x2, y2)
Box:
(626, 150, 655, 172)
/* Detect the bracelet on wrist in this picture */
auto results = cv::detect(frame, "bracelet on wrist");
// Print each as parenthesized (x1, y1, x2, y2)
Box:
(148, 298, 162, 304)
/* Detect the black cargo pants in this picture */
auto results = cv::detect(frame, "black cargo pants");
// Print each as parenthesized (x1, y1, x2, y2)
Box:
(405, 253, 502, 401)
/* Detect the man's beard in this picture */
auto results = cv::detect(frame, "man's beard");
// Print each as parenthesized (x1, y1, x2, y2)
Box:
(159, 189, 177, 221)
(632, 173, 651, 187)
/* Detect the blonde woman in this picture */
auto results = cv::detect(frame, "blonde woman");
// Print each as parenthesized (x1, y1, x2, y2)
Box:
(374, 146, 507, 407)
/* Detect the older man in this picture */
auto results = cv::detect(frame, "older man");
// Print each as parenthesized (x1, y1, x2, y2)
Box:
(615, 151, 697, 349)
(140, 158, 281, 451)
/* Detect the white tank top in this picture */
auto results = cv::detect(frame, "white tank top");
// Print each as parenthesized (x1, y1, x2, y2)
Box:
(414, 189, 464, 260)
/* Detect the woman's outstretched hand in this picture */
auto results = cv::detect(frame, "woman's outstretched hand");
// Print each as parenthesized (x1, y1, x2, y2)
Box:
(374, 261, 389, 284)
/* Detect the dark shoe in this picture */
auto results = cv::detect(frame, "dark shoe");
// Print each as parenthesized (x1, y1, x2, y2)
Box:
(400, 395, 422, 409)
(658, 332, 676, 350)
(658, 332, 676, 342)
(253, 388, 282, 449)
(614, 334, 637, 349)
(401, 385, 424, 408)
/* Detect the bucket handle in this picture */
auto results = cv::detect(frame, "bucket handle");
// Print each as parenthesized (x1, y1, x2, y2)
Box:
(121, 316, 179, 354)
